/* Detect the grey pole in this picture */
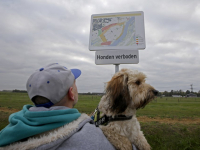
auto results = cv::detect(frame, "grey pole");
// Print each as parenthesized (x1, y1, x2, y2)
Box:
(115, 64, 119, 73)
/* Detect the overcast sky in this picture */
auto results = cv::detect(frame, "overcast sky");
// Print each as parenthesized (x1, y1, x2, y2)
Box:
(0, 0, 200, 93)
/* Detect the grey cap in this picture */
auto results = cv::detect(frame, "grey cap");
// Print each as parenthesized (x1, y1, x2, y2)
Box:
(26, 63, 81, 104)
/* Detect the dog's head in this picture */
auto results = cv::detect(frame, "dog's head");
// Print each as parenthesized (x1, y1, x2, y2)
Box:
(100, 68, 158, 115)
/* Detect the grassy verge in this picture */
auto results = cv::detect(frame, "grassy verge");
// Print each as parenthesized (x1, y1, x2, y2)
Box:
(0, 111, 10, 131)
(1, 92, 200, 149)
(142, 122, 200, 150)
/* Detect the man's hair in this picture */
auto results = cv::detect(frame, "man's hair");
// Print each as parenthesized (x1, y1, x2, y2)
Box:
(32, 96, 51, 105)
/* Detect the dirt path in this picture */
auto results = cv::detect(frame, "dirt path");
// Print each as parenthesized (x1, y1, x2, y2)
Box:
(1, 107, 200, 124)
(138, 116, 200, 124)
(0, 107, 19, 113)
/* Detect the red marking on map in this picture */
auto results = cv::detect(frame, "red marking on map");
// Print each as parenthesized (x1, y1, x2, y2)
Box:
(102, 23, 117, 31)
(101, 41, 112, 45)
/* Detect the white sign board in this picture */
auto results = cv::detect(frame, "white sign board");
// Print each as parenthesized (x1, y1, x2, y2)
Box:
(89, 11, 145, 51)
(95, 50, 139, 65)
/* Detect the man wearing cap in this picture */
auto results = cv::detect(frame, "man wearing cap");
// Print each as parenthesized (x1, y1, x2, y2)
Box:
(0, 63, 115, 149)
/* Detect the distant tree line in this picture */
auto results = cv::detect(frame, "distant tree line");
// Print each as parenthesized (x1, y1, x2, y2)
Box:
(12, 89, 27, 93)
(8, 89, 200, 97)
(158, 90, 200, 97)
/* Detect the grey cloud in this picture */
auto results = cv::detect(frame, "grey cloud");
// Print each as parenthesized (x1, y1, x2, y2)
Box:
(0, 0, 200, 93)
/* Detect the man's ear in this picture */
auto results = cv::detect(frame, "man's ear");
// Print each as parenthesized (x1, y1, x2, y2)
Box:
(68, 87, 74, 101)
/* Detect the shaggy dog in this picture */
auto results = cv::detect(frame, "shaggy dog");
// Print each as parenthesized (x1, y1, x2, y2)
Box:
(97, 68, 158, 150)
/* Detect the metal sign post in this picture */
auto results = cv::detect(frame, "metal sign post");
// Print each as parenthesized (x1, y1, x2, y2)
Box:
(115, 64, 119, 73)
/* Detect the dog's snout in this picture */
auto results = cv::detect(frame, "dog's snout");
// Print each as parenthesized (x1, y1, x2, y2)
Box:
(153, 90, 158, 95)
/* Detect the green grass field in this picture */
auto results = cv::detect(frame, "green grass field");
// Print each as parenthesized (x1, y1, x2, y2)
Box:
(0, 92, 200, 149)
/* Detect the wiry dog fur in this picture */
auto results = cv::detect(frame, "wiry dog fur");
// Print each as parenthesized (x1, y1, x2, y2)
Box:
(98, 68, 158, 150)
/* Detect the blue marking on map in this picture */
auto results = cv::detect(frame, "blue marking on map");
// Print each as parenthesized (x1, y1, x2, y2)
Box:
(91, 38, 101, 45)
(110, 17, 135, 46)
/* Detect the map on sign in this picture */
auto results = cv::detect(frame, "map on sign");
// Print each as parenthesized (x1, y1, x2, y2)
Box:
(89, 11, 145, 51)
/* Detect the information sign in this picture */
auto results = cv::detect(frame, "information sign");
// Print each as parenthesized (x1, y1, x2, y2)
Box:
(89, 11, 145, 51)
(95, 50, 139, 65)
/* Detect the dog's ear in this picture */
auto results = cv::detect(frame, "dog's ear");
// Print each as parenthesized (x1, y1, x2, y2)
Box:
(106, 74, 131, 114)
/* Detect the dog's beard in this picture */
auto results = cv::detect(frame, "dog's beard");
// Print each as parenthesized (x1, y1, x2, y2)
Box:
(135, 90, 156, 110)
